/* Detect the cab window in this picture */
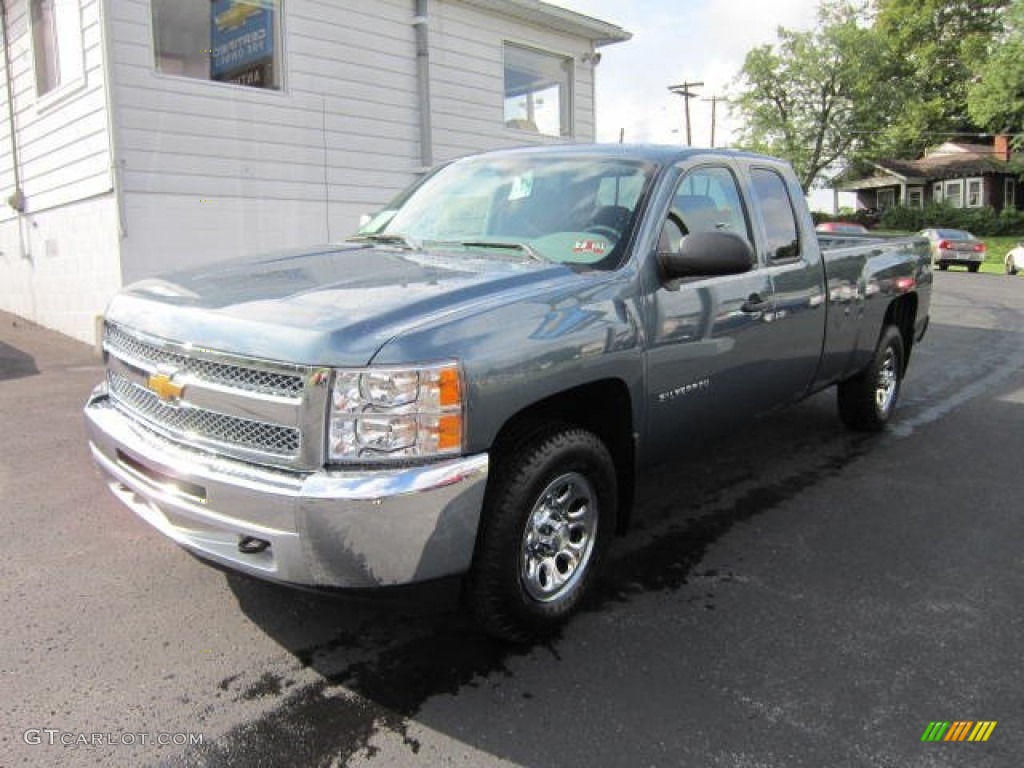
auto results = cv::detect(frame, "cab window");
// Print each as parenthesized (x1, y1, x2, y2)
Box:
(750, 168, 801, 261)
(660, 166, 752, 254)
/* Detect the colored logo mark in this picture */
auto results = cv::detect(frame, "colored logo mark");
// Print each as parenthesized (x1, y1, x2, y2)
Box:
(921, 721, 997, 742)
(147, 371, 185, 402)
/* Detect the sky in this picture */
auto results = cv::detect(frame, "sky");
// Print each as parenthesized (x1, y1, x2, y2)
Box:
(549, 0, 823, 145)
(547, 0, 854, 209)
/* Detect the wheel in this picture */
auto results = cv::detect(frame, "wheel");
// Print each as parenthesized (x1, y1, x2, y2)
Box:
(466, 424, 616, 642)
(1007, 259, 1019, 276)
(936, 262, 948, 271)
(968, 263, 980, 273)
(837, 326, 904, 432)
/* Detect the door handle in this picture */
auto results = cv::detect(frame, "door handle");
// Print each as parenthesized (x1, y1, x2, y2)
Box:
(741, 294, 771, 313)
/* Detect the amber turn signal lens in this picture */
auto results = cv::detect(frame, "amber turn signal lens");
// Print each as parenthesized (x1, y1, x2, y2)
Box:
(437, 414, 463, 451)
(438, 366, 461, 408)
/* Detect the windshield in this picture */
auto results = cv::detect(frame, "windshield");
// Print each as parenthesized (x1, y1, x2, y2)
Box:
(359, 154, 658, 270)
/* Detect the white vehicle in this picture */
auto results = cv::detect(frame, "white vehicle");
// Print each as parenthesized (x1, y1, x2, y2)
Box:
(1006, 242, 1024, 276)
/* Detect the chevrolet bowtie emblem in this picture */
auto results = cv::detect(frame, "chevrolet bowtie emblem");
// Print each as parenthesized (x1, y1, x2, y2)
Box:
(147, 372, 185, 402)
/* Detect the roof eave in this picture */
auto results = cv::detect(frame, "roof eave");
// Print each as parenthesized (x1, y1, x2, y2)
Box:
(453, 0, 632, 46)
(862, 161, 917, 180)
(838, 175, 928, 191)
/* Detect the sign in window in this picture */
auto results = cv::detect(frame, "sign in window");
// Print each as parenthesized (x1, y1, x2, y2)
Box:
(152, 0, 281, 90)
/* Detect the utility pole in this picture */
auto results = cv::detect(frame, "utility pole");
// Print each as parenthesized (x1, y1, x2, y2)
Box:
(701, 95, 724, 148)
(668, 81, 703, 146)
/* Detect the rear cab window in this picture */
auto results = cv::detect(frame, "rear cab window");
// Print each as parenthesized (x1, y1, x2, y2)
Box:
(749, 168, 802, 262)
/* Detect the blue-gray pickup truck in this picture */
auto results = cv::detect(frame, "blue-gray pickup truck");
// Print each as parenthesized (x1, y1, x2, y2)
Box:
(84, 145, 932, 640)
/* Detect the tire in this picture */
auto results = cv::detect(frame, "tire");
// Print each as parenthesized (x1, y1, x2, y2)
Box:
(466, 424, 616, 642)
(937, 262, 948, 271)
(1007, 259, 1019, 276)
(837, 326, 905, 432)
(968, 263, 980, 273)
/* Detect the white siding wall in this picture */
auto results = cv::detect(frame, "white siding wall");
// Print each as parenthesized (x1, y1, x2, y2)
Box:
(0, 194, 121, 341)
(432, 0, 597, 160)
(112, 0, 601, 282)
(0, 0, 118, 343)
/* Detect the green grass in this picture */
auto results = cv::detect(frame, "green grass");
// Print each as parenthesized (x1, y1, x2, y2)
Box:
(981, 235, 1021, 258)
(981, 236, 1023, 274)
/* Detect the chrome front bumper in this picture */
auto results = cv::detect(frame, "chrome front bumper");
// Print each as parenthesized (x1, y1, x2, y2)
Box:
(84, 385, 489, 588)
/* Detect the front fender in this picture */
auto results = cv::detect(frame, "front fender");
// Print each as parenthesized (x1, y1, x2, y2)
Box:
(370, 272, 645, 453)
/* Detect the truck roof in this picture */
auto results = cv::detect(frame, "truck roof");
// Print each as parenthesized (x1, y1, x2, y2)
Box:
(452, 143, 787, 168)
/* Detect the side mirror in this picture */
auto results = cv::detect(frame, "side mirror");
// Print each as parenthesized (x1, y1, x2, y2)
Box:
(658, 231, 755, 281)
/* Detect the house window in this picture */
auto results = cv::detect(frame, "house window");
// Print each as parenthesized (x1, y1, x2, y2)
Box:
(152, 0, 282, 90)
(907, 188, 923, 208)
(1006, 178, 1016, 210)
(932, 182, 942, 203)
(877, 188, 895, 209)
(31, 0, 59, 94)
(30, 0, 84, 98)
(944, 180, 963, 208)
(504, 43, 572, 137)
(966, 178, 983, 208)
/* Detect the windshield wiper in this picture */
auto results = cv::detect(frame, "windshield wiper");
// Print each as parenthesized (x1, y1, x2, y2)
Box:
(452, 240, 546, 263)
(346, 233, 422, 251)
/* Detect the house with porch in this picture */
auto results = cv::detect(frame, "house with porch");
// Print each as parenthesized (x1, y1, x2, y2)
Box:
(1, 0, 629, 343)
(838, 135, 1021, 213)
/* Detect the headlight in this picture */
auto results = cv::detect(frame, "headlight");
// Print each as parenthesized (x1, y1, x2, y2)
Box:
(328, 362, 463, 462)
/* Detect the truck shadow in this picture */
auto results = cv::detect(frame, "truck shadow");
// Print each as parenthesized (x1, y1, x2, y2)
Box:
(0, 340, 40, 382)
(187, 391, 877, 767)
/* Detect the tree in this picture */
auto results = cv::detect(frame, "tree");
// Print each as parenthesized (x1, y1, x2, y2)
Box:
(873, 0, 1010, 155)
(968, 0, 1024, 134)
(731, 2, 893, 192)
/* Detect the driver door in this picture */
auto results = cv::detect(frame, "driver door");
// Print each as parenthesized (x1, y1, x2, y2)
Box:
(643, 163, 776, 455)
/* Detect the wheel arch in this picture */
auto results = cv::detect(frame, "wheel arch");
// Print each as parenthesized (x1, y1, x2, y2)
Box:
(487, 378, 636, 535)
(884, 293, 918, 372)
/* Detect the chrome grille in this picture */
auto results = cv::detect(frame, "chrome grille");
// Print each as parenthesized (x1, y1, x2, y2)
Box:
(108, 372, 300, 456)
(104, 324, 304, 398)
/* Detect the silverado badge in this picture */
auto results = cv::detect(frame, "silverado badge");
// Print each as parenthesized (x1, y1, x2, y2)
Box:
(147, 371, 185, 402)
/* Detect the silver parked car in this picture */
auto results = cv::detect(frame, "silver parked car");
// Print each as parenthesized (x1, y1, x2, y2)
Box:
(918, 228, 987, 272)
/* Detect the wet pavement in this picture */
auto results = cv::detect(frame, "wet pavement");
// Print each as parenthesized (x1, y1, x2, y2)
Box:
(2, 270, 1022, 767)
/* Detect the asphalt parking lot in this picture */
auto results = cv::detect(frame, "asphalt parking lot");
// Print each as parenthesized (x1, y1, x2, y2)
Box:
(2, 270, 1022, 768)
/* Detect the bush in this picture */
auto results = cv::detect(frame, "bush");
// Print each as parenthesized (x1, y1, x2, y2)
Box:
(811, 209, 880, 228)
(878, 204, 1024, 236)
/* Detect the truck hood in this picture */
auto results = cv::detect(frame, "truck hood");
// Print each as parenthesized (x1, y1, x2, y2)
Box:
(105, 244, 578, 366)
